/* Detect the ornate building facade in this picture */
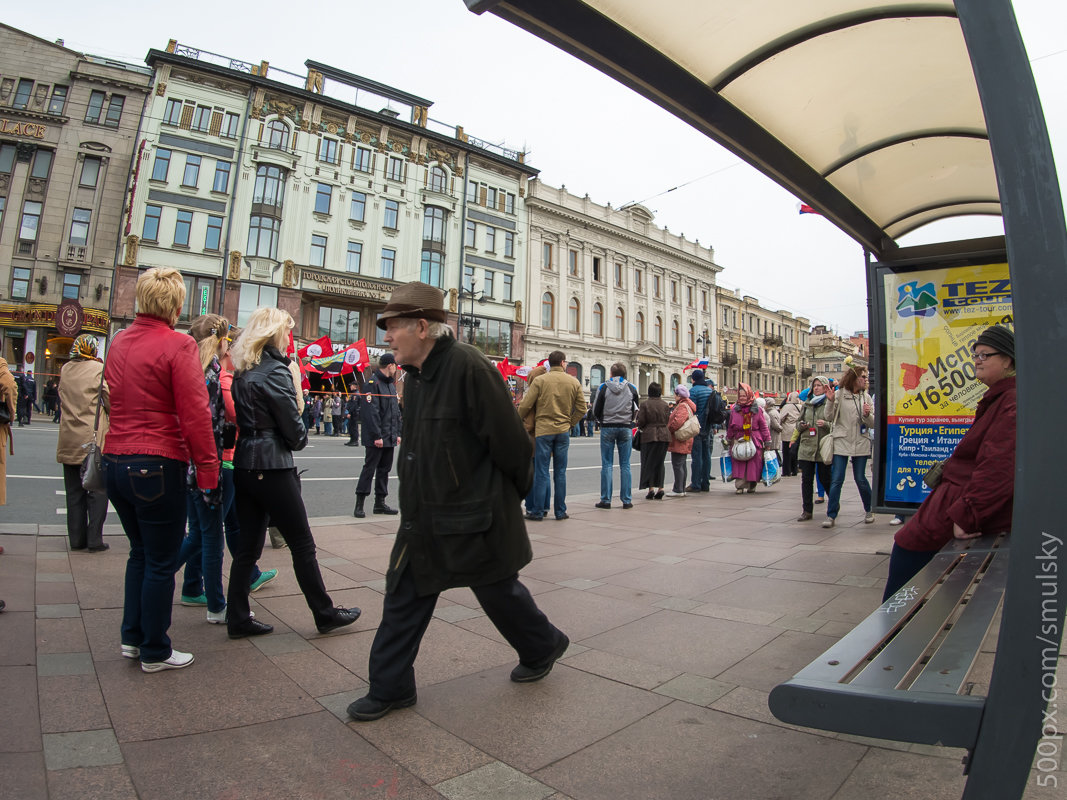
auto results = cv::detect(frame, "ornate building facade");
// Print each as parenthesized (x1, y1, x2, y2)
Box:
(117, 40, 534, 359)
(525, 181, 721, 396)
(0, 24, 151, 375)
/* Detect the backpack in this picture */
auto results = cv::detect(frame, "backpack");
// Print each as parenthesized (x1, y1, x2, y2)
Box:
(705, 389, 727, 426)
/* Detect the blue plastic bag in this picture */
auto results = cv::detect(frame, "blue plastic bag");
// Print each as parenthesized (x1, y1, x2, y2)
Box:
(762, 450, 781, 486)
(720, 453, 732, 482)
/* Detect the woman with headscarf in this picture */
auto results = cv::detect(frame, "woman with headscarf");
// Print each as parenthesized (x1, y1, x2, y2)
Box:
(795, 376, 835, 520)
(666, 384, 697, 497)
(636, 382, 670, 500)
(779, 392, 803, 476)
(823, 356, 876, 529)
(882, 326, 1017, 600)
(56, 335, 110, 552)
(725, 383, 771, 494)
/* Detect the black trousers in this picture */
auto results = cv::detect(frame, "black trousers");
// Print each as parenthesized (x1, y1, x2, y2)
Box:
(356, 445, 394, 498)
(62, 463, 108, 549)
(783, 441, 799, 476)
(367, 567, 562, 701)
(229, 468, 334, 626)
(799, 459, 832, 513)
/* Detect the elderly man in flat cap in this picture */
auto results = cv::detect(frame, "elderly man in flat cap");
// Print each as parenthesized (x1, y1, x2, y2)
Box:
(348, 282, 569, 721)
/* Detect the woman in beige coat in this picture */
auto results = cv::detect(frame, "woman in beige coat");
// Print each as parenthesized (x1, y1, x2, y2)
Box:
(779, 392, 803, 476)
(823, 358, 875, 528)
(57, 335, 110, 551)
(0, 357, 16, 507)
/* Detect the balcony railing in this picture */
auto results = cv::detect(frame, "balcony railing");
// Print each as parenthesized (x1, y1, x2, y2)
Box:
(747, 358, 763, 370)
(801, 367, 813, 379)
(763, 334, 784, 346)
(783, 364, 796, 375)
(721, 353, 738, 366)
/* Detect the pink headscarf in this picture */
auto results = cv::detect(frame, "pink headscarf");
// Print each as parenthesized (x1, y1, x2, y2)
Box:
(737, 383, 754, 406)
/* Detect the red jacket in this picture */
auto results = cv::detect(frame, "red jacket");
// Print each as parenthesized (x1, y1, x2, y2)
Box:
(103, 314, 219, 490)
(896, 376, 1016, 551)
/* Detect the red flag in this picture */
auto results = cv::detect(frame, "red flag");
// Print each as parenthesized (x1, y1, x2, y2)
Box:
(495, 356, 520, 381)
(297, 335, 332, 359)
(797, 202, 820, 216)
(286, 331, 296, 356)
(683, 357, 710, 372)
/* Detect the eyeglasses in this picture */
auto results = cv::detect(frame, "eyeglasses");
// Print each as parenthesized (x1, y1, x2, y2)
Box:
(973, 350, 999, 362)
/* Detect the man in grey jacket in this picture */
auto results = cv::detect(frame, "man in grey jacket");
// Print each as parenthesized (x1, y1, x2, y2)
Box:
(593, 362, 639, 509)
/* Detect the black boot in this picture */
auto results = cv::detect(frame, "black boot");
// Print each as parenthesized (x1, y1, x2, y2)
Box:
(353, 493, 368, 518)
(373, 497, 398, 515)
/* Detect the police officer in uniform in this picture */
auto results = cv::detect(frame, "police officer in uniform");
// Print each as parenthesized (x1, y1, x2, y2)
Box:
(352, 353, 400, 517)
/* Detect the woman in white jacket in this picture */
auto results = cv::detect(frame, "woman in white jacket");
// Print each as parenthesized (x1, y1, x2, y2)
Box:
(823, 358, 875, 528)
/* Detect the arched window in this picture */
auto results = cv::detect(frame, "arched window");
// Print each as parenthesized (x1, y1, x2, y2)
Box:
(670, 373, 681, 391)
(429, 165, 447, 193)
(592, 302, 603, 336)
(590, 364, 606, 388)
(541, 292, 554, 329)
(654, 316, 663, 346)
(568, 297, 580, 333)
(688, 324, 695, 352)
(636, 312, 645, 341)
(671, 320, 679, 349)
(265, 119, 289, 150)
(615, 307, 625, 339)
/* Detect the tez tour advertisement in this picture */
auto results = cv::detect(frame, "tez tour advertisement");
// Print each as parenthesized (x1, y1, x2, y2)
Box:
(881, 262, 1013, 505)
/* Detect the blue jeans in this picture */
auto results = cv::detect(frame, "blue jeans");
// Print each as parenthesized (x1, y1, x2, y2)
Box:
(827, 454, 872, 519)
(324, 418, 333, 436)
(106, 455, 188, 663)
(531, 433, 569, 518)
(689, 431, 711, 490)
(179, 489, 225, 612)
(599, 427, 633, 504)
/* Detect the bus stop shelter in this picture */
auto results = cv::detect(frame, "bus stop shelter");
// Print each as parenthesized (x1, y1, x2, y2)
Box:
(462, 2, 1065, 797)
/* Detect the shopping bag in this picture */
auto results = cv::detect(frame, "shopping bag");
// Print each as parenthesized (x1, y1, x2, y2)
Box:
(761, 450, 781, 486)
(719, 453, 733, 482)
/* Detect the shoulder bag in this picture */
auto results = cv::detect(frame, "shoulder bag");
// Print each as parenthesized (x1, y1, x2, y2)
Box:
(80, 338, 116, 494)
(816, 399, 839, 465)
(674, 404, 700, 441)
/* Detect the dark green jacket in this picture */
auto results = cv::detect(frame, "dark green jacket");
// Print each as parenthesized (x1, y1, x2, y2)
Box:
(387, 336, 534, 596)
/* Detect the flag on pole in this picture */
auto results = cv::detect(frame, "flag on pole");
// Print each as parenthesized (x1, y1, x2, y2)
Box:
(683, 357, 710, 372)
(495, 356, 520, 381)
(797, 202, 820, 215)
(307, 339, 369, 376)
(297, 335, 333, 359)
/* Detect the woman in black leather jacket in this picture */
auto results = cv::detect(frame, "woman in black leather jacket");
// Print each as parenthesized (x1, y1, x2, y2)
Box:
(225, 308, 360, 638)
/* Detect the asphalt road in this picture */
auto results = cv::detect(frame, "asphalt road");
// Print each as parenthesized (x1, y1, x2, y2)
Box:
(2, 422, 728, 525)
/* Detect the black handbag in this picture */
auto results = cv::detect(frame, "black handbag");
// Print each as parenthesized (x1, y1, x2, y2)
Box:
(632, 429, 642, 451)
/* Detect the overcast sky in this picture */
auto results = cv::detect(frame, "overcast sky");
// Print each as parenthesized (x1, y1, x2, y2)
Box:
(7, 0, 1063, 335)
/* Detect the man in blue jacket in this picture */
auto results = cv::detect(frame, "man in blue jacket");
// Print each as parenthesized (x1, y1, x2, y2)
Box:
(687, 370, 712, 491)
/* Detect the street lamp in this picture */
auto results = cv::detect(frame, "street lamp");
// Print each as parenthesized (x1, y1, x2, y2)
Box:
(695, 329, 709, 358)
(458, 279, 483, 345)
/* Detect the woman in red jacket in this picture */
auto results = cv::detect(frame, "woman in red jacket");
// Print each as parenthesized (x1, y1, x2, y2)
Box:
(882, 325, 1017, 600)
(104, 268, 218, 673)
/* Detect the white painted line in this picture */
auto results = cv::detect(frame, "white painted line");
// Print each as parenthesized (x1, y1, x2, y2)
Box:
(9, 475, 63, 480)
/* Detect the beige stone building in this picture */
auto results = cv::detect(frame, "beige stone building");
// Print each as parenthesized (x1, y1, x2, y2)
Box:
(808, 324, 867, 382)
(0, 24, 151, 377)
(715, 287, 810, 397)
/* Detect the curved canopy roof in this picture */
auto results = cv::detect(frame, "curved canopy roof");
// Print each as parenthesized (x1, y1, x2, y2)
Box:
(465, 0, 999, 259)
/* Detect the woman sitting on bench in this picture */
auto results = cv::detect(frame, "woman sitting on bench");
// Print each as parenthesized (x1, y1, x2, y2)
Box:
(883, 325, 1017, 600)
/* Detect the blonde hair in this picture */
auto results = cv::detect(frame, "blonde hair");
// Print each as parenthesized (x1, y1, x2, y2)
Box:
(188, 314, 230, 372)
(136, 268, 186, 324)
(230, 308, 293, 372)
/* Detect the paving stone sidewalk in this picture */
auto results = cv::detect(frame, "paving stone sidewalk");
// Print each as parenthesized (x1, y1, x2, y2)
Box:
(1, 478, 1059, 799)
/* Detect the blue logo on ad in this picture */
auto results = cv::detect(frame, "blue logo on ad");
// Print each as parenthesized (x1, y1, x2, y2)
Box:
(896, 281, 938, 318)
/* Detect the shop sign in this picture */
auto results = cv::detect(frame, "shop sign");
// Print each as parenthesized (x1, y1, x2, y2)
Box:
(0, 303, 110, 334)
(0, 118, 48, 139)
(56, 299, 84, 337)
(301, 269, 393, 301)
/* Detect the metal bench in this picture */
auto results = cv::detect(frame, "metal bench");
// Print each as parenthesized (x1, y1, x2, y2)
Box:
(768, 534, 1008, 754)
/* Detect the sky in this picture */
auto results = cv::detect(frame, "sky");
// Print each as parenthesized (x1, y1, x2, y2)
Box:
(6, 0, 1064, 336)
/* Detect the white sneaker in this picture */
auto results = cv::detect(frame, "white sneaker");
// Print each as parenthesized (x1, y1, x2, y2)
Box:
(864, 512, 876, 524)
(890, 516, 904, 526)
(141, 649, 194, 673)
(667, 491, 686, 497)
(821, 518, 835, 529)
(121, 644, 140, 659)
(206, 608, 227, 624)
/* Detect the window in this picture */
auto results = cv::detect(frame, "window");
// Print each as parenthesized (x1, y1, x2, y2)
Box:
(48, 85, 68, 115)
(163, 98, 182, 125)
(592, 303, 603, 336)
(462, 265, 474, 290)
(179, 276, 214, 322)
(12, 267, 31, 299)
(568, 298, 580, 333)
(319, 306, 361, 343)
(103, 95, 125, 127)
(212, 161, 231, 193)
(386, 156, 404, 181)
(653, 275, 661, 298)
(423, 207, 446, 243)
(314, 183, 332, 215)
(485, 226, 496, 252)
(464, 220, 476, 247)
(191, 104, 212, 132)
(204, 215, 223, 250)
(615, 263, 623, 288)
(592, 256, 602, 282)
(687, 286, 694, 307)
(85, 90, 106, 124)
(568, 249, 578, 275)
(174, 210, 193, 246)
(252, 165, 285, 208)
(504, 231, 514, 258)
(318, 137, 339, 164)
(246, 216, 280, 258)
(486, 187, 497, 209)
(62, 272, 81, 300)
(353, 145, 372, 172)
(505, 192, 516, 214)
(222, 112, 240, 139)
(671, 320, 680, 349)
(31, 150, 52, 179)
(542, 242, 553, 269)
(383, 199, 399, 229)
(19, 201, 43, 243)
(346, 241, 362, 273)
(702, 290, 708, 311)
(466, 180, 477, 203)
(671, 280, 678, 302)
(69, 208, 91, 246)
(237, 283, 278, 327)
(79, 157, 101, 188)
(688, 324, 695, 351)
(615, 307, 625, 339)
(151, 148, 171, 181)
(14, 79, 33, 109)
(349, 192, 366, 222)
(636, 312, 645, 341)
(429, 165, 447, 192)
(0, 198, 4, 234)
(483, 270, 494, 298)
(0, 144, 15, 174)
(502, 274, 513, 302)
(420, 250, 443, 286)
(265, 119, 289, 150)
(655, 316, 663, 346)
(541, 293, 554, 329)
(380, 248, 395, 280)
(310, 234, 327, 267)
(182, 154, 201, 188)
(143, 205, 162, 242)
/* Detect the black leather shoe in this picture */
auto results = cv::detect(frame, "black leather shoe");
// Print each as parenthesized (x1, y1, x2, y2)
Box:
(347, 693, 417, 722)
(373, 500, 398, 515)
(317, 607, 361, 634)
(88, 543, 110, 553)
(524, 512, 543, 521)
(228, 618, 274, 639)
(511, 634, 570, 683)
(595, 502, 611, 509)
(622, 503, 634, 510)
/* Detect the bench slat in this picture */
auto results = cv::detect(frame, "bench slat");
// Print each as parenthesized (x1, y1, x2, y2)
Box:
(849, 551, 989, 690)
(908, 549, 1009, 694)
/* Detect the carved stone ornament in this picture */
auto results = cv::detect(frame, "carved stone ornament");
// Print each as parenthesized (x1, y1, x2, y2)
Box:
(123, 235, 140, 267)
(448, 288, 458, 313)
(305, 69, 324, 94)
(156, 82, 167, 97)
(514, 300, 523, 324)
(228, 251, 242, 280)
(282, 259, 299, 288)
